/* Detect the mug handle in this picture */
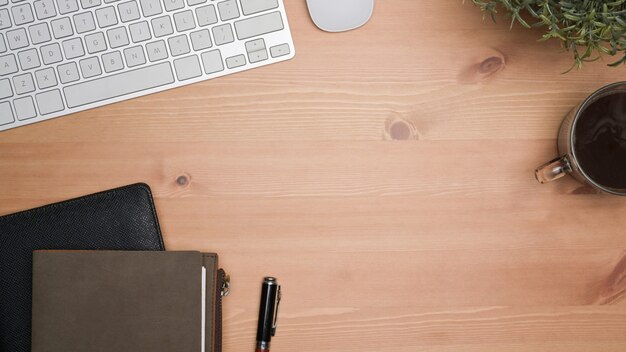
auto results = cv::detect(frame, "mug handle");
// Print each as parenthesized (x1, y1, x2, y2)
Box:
(535, 156, 572, 184)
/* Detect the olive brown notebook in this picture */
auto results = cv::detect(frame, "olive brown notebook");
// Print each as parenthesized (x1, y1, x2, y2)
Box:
(31, 251, 227, 352)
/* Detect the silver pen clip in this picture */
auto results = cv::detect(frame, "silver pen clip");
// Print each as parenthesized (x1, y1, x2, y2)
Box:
(271, 285, 281, 336)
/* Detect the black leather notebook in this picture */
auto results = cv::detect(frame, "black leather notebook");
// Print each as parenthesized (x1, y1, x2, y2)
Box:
(0, 183, 166, 352)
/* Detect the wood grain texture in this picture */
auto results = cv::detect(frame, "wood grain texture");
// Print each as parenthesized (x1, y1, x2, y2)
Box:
(1, 1, 626, 351)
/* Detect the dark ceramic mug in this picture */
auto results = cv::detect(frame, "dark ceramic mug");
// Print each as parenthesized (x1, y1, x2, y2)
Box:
(535, 82, 626, 195)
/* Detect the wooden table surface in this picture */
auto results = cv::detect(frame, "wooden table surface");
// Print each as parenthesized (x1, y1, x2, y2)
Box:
(2, 1, 626, 351)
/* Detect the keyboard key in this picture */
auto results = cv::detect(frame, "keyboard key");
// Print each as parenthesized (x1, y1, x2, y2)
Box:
(17, 48, 41, 70)
(56, 0, 79, 14)
(35, 67, 58, 89)
(35, 89, 64, 115)
(28, 22, 52, 44)
(118, 0, 140, 22)
(248, 49, 267, 63)
(13, 96, 37, 120)
(0, 9, 10, 29)
(212, 23, 233, 45)
(0, 34, 5, 53)
(80, 0, 101, 9)
(102, 50, 123, 72)
(146, 40, 167, 61)
(187, 0, 206, 5)
(57, 62, 80, 83)
(123, 45, 145, 67)
(167, 34, 189, 56)
(0, 102, 14, 125)
(245, 38, 265, 53)
(173, 9, 195, 31)
(225, 54, 245, 69)
(200, 49, 222, 74)
(269, 43, 290, 58)
(34, 0, 56, 19)
(7, 28, 28, 49)
(0, 78, 13, 99)
(239, 0, 277, 16)
(51, 17, 73, 38)
(129, 21, 151, 42)
(164, 0, 184, 12)
(79, 56, 102, 77)
(11, 3, 34, 25)
(85, 32, 107, 53)
(234, 11, 283, 40)
(151, 15, 173, 37)
(74, 11, 96, 33)
(173, 54, 200, 80)
(190, 29, 211, 50)
(40, 43, 63, 64)
(34, 0, 56, 20)
(139, 0, 162, 17)
(96, 6, 117, 27)
(195, 4, 216, 27)
(107, 26, 129, 48)
(0, 54, 18, 76)
(63, 61, 174, 108)
(62, 37, 85, 59)
(217, 0, 238, 21)
(12, 73, 35, 94)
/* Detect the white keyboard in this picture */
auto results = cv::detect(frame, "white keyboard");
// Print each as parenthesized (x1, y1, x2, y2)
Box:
(0, 0, 295, 131)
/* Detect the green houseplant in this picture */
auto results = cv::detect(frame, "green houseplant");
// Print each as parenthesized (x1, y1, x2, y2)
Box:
(471, 0, 626, 70)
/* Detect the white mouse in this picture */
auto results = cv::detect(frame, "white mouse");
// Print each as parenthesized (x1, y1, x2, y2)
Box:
(306, 0, 375, 33)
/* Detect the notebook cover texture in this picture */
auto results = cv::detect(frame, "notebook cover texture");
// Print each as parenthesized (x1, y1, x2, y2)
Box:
(31, 251, 218, 352)
(0, 183, 165, 352)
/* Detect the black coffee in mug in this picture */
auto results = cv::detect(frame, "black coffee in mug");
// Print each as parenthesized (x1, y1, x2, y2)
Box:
(536, 82, 626, 195)
(574, 92, 626, 190)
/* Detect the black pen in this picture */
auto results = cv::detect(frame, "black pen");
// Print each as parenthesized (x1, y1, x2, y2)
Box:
(256, 277, 281, 352)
